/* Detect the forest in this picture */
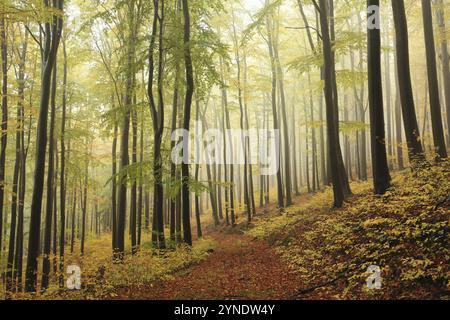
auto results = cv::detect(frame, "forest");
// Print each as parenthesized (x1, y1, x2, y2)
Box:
(0, 0, 449, 300)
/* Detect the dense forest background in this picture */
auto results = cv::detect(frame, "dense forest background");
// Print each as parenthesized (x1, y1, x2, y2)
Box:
(0, 0, 449, 299)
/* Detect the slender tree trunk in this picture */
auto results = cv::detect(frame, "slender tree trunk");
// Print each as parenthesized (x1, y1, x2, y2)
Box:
(421, 0, 447, 158)
(137, 107, 144, 247)
(266, 13, 284, 209)
(367, 0, 391, 194)
(58, 33, 67, 287)
(170, 62, 180, 242)
(0, 14, 8, 268)
(52, 141, 58, 274)
(70, 190, 76, 253)
(273, 28, 293, 206)
(42, 62, 58, 290)
(181, 0, 193, 245)
(243, 52, 256, 216)
(80, 149, 88, 256)
(291, 101, 300, 195)
(149, 0, 166, 249)
(144, 191, 150, 229)
(232, 19, 252, 222)
(193, 99, 203, 237)
(25, 0, 63, 292)
(384, 17, 393, 167)
(130, 109, 137, 253)
(219, 56, 234, 225)
(327, 0, 351, 197)
(111, 112, 118, 252)
(318, 0, 345, 208)
(116, 1, 136, 259)
(391, 0, 424, 161)
(6, 30, 28, 292)
(434, 0, 450, 143)
(199, 102, 219, 226)
(304, 96, 311, 193)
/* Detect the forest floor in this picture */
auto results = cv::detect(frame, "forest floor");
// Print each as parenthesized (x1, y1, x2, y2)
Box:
(115, 205, 308, 300)
(116, 161, 449, 300)
(5, 162, 448, 300)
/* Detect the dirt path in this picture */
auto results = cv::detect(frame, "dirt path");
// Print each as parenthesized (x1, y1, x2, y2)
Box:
(116, 230, 304, 300)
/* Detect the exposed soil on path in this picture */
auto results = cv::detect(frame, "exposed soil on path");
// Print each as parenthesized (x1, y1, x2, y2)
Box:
(116, 225, 305, 300)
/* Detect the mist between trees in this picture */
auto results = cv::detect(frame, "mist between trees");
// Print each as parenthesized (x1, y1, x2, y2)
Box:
(0, 0, 448, 296)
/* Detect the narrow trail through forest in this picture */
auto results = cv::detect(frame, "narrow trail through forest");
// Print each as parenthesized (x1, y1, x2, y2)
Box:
(116, 231, 303, 300)
(115, 199, 311, 300)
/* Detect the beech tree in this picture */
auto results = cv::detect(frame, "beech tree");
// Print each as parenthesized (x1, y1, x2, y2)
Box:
(391, 0, 424, 162)
(367, 0, 391, 194)
(421, 0, 447, 159)
(181, 0, 193, 245)
(25, 0, 64, 293)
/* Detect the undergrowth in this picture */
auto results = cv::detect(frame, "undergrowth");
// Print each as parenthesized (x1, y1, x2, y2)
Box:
(247, 161, 450, 299)
(5, 237, 216, 300)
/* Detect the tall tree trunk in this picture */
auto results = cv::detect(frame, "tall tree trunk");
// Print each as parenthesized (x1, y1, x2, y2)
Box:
(80, 148, 88, 256)
(137, 107, 144, 247)
(130, 109, 137, 253)
(70, 190, 76, 253)
(13, 33, 28, 292)
(42, 62, 57, 290)
(6, 30, 27, 292)
(304, 96, 311, 193)
(194, 99, 206, 238)
(0, 14, 8, 268)
(116, 0, 136, 259)
(111, 111, 118, 252)
(329, 0, 351, 197)
(318, 0, 345, 208)
(421, 0, 447, 159)
(52, 140, 58, 274)
(273, 25, 293, 206)
(434, 0, 450, 143)
(194, 164, 202, 238)
(266, 12, 284, 209)
(367, 0, 391, 194)
(170, 62, 180, 242)
(391, 0, 425, 162)
(181, 0, 193, 245)
(58, 32, 67, 287)
(199, 101, 219, 226)
(25, 0, 63, 292)
(231, 16, 252, 222)
(243, 52, 256, 216)
(149, 0, 166, 249)
(220, 56, 234, 225)
(291, 101, 300, 195)
(384, 16, 393, 167)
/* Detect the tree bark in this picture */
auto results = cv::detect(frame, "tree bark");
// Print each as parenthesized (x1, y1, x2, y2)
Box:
(181, 0, 193, 245)
(421, 0, 447, 159)
(6, 29, 27, 292)
(266, 11, 284, 209)
(231, 15, 252, 222)
(111, 108, 118, 252)
(25, 0, 63, 292)
(434, 0, 450, 143)
(42, 60, 57, 290)
(149, 0, 166, 249)
(0, 13, 8, 268)
(130, 109, 137, 253)
(391, 0, 424, 162)
(318, 0, 345, 208)
(367, 0, 391, 194)
(59, 32, 67, 287)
